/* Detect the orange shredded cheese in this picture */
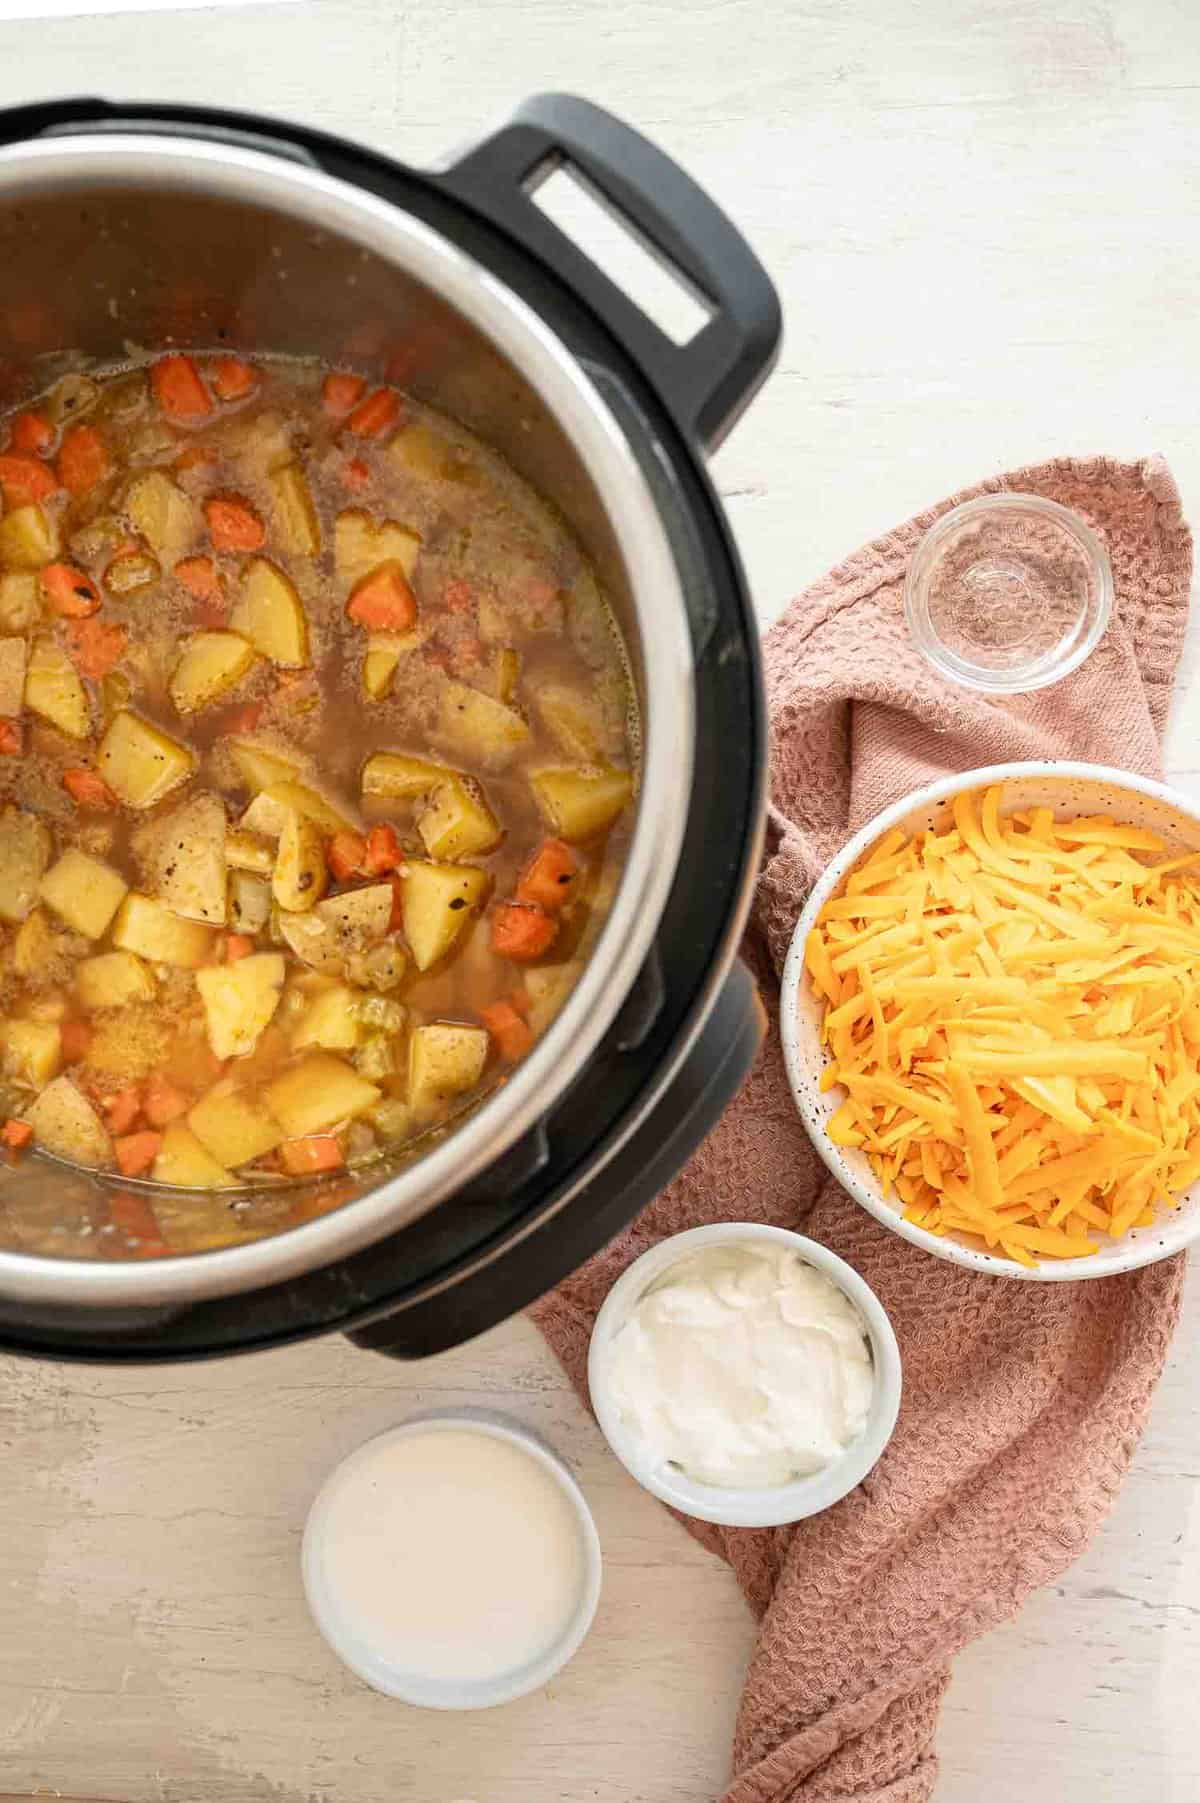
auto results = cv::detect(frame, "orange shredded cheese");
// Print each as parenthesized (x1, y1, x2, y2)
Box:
(808, 783, 1200, 1262)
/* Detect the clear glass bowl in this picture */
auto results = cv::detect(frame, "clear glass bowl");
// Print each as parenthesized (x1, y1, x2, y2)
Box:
(904, 493, 1113, 694)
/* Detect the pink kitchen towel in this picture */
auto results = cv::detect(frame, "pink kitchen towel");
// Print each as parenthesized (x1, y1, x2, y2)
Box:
(534, 454, 1193, 1801)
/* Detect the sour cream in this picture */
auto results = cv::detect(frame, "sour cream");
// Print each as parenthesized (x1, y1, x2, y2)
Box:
(605, 1243, 875, 1488)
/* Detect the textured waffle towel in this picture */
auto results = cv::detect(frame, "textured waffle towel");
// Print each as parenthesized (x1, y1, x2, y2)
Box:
(533, 455, 1194, 1802)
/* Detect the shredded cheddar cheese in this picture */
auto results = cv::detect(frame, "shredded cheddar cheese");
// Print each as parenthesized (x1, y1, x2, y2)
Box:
(807, 783, 1200, 1263)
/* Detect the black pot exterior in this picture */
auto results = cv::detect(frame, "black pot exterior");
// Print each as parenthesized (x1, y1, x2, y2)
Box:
(0, 97, 779, 1360)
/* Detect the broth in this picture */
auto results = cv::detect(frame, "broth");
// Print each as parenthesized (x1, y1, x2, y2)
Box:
(0, 355, 636, 1257)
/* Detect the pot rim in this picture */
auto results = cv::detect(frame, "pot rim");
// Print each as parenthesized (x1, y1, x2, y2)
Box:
(0, 131, 696, 1306)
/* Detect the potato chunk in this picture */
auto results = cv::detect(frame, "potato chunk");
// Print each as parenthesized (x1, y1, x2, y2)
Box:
(136, 791, 228, 925)
(269, 462, 322, 557)
(436, 682, 530, 770)
(227, 829, 274, 875)
(169, 631, 257, 713)
(196, 952, 285, 1059)
(0, 636, 28, 717)
(0, 503, 59, 569)
(76, 950, 157, 1010)
(334, 509, 421, 585)
(277, 882, 393, 973)
(291, 983, 361, 1053)
(98, 709, 195, 809)
(0, 571, 40, 631)
(535, 686, 607, 762)
(408, 1022, 488, 1118)
(152, 1122, 233, 1189)
(25, 637, 90, 739)
(40, 847, 128, 940)
(2, 1019, 63, 1089)
(272, 810, 328, 913)
(24, 1075, 111, 1166)
(228, 870, 271, 935)
(362, 629, 426, 701)
(111, 893, 214, 968)
(245, 780, 351, 838)
(123, 470, 196, 560)
(528, 765, 633, 842)
(524, 960, 582, 1035)
(188, 1080, 284, 1167)
(315, 884, 394, 949)
(229, 558, 310, 667)
(361, 751, 448, 800)
(229, 738, 301, 795)
(13, 908, 54, 979)
(277, 911, 344, 975)
(400, 861, 489, 970)
(265, 1052, 380, 1137)
(416, 777, 501, 861)
(0, 806, 52, 923)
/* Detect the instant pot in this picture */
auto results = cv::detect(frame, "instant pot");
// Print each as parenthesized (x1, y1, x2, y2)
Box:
(0, 94, 779, 1362)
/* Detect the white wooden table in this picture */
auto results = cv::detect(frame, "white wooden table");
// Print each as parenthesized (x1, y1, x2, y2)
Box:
(3, 3, 1200, 1799)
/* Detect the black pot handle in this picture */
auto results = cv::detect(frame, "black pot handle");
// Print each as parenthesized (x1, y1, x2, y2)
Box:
(437, 93, 781, 452)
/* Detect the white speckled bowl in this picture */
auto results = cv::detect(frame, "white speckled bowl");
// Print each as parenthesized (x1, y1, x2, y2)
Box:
(781, 761, 1200, 1282)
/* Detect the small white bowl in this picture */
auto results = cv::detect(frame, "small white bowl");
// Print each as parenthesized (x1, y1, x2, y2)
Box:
(587, 1223, 901, 1527)
(782, 760, 1200, 1282)
(302, 1409, 602, 1709)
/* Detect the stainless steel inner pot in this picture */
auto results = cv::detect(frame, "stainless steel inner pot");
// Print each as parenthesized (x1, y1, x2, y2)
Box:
(0, 130, 696, 1307)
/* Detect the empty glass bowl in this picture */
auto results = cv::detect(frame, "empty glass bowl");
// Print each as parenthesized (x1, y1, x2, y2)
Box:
(904, 493, 1113, 694)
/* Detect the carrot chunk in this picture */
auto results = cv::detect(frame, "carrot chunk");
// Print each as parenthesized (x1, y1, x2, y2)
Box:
(174, 443, 218, 476)
(363, 823, 402, 876)
(328, 829, 367, 881)
(279, 1135, 344, 1175)
(66, 618, 127, 680)
(345, 386, 400, 438)
(151, 353, 212, 423)
(57, 424, 110, 496)
(42, 562, 102, 618)
(322, 372, 367, 418)
(108, 1189, 167, 1247)
(388, 875, 405, 933)
(114, 1132, 163, 1179)
(346, 563, 417, 631)
(516, 838, 579, 913)
(102, 1088, 143, 1136)
(9, 410, 53, 454)
(174, 554, 221, 600)
(143, 1072, 190, 1129)
(63, 767, 118, 811)
(209, 355, 258, 401)
(0, 451, 58, 506)
(223, 934, 255, 963)
(204, 495, 265, 552)
(480, 1000, 535, 1063)
(60, 1021, 94, 1064)
(0, 719, 21, 756)
(0, 1119, 33, 1152)
(491, 901, 558, 962)
(219, 701, 264, 736)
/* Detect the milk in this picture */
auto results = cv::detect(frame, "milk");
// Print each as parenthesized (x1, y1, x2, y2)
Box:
(309, 1426, 590, 1686)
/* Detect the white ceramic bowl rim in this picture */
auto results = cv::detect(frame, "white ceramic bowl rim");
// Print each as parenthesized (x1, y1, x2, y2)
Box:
(301, 1409, 602, 1710)
(587, 1223, 902, 1528)
(781, 759, 1200, 1282)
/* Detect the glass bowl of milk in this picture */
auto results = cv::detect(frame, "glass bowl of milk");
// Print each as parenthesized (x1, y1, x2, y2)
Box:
(588, 1224, 902, 1527)
(302, 1410, 602, 1707)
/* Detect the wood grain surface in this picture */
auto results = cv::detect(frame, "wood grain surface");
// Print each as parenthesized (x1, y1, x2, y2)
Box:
(2, 2, 1200, 1799)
